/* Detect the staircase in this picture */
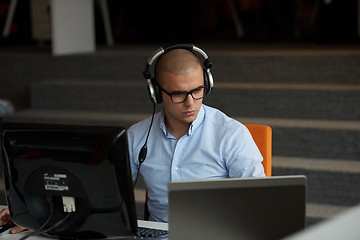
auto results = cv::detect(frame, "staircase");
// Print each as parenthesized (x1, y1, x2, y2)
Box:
(1, 44, 360, 225)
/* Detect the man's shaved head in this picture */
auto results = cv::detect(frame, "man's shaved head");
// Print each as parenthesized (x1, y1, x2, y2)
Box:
(155, 49, 202, 85)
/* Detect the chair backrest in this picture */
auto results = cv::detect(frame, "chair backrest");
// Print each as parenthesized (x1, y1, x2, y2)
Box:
(244, 124, 272, 176)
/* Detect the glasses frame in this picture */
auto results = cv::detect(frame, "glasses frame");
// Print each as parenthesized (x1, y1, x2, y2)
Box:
(159, 85, 206, 104)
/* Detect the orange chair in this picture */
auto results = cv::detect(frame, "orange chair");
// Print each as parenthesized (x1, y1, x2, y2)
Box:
(244, 124, 272, 176)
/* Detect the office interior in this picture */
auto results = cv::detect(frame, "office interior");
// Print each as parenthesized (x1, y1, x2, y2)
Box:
(0, 0, 359, 238)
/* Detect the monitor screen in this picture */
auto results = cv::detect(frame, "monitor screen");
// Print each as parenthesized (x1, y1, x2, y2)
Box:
(1, 122, 137, 239)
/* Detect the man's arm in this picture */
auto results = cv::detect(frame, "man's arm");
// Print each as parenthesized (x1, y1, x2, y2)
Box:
(225, 122, 266, 178)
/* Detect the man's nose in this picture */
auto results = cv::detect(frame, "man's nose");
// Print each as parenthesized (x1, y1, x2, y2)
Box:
(183, 93, 195, 106)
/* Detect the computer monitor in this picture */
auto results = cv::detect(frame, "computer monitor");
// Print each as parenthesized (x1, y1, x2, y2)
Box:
(0, 122, 138, 239)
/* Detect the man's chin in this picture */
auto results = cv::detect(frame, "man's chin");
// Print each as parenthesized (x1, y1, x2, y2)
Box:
(182, 115, 197, 123)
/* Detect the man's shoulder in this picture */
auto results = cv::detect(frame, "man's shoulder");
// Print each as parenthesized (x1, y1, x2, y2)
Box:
(203, 105, 240, 125)
(128, 112, 161, 134)
(202, 105, 247, 135)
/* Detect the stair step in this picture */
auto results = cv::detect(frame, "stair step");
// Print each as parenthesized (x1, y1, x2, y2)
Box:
(31, 81, 154, 114)
(8, 109, 360, 130)
(273, 156, 360, 174)
(5, 110, 360, 161)
(272, 127, 360, 161)
(273, 168, 360, 208)
(207, 84, 360, 121)
(235, 117, 360, 131)
(4, 109, 151, 128)
(211, 53, 360, 84)
(30, 81, 360, 120)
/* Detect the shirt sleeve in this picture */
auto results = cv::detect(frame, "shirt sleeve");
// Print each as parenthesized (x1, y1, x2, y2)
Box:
(224, 121, 266, 178)
(127, 125, 140, 181)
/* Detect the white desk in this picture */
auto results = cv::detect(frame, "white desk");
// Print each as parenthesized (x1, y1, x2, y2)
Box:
(283, 204, 360, 240)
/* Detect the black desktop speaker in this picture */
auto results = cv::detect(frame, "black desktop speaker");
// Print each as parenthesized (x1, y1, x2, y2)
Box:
(143, 44, 214, 104)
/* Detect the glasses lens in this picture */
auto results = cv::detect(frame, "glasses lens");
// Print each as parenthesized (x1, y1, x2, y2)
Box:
(171, 93, 187, 103)
(191, 87, 205, 99)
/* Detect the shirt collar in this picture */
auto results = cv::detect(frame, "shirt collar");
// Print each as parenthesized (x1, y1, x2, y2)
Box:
(159, 110, 168, 137)
(159, 105, 205, 137)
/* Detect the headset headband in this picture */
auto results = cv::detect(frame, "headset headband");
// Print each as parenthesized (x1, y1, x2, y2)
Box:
(143, 44, 212, 79)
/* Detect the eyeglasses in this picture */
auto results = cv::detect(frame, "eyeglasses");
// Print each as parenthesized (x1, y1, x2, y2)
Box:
(159, 85, 206, 104)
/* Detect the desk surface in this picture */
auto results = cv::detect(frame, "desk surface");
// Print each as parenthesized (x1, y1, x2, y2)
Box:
(283, 204, 360, 240)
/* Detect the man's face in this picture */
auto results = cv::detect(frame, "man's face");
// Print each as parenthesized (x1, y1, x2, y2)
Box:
(159, 65, 204, 129)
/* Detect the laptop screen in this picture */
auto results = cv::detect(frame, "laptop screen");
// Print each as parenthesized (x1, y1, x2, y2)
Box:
(168, 176, 306, 240)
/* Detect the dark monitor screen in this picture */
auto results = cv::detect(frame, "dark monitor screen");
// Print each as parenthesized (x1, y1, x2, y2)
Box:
(0, 122, 137, 239)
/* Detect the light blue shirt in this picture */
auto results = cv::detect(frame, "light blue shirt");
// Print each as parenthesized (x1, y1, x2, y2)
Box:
(127, 104, 265, 222)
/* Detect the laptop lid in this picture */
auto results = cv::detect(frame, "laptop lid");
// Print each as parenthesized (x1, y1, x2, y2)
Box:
(168, 175, 307, 240)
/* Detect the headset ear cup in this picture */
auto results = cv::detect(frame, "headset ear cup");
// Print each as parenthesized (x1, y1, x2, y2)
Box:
(203, 70, 209, 95)
(147, 78, 162, 104)
(203, 69, 214, 96)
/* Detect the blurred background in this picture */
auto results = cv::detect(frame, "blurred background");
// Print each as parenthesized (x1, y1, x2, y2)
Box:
(0, 0, 359, 228)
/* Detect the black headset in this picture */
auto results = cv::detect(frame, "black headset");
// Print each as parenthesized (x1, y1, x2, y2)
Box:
(143, 44, 214, 104)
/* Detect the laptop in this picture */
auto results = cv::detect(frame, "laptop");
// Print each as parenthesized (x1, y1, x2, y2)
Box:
(168, 175, 307, 240)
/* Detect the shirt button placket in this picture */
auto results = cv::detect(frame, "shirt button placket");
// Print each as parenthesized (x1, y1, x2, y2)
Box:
(171, 138, 184, 181)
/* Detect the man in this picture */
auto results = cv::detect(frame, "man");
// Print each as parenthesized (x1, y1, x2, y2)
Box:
(0, 44, 265, 231)
(128, 44, 265, 223)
